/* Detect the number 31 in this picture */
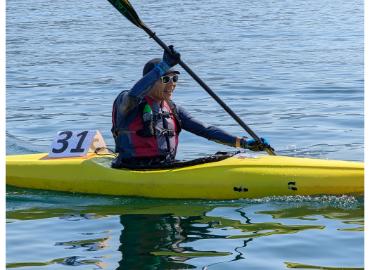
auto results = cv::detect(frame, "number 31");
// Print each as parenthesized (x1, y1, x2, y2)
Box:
(52, 131, 88, 154)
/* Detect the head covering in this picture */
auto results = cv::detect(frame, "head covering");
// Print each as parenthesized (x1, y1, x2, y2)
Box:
(143, 58, 180, 76)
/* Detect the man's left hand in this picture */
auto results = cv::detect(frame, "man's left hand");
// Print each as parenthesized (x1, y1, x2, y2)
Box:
(240, 137, 273, 152)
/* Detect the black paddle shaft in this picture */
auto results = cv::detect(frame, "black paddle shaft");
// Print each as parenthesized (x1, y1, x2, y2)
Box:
(140, 25, 276, 156)
(105, 0, 275, 155)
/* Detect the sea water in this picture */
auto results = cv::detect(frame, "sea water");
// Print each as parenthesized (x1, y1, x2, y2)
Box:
(6, 0, 363, 268)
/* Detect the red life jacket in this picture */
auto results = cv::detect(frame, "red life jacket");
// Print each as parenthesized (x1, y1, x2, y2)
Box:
(112, 92, 182, 160)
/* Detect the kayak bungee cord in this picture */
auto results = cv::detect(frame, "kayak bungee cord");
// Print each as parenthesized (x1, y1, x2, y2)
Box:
(94, 147, 117, 157)
(106, 0, 276, 156)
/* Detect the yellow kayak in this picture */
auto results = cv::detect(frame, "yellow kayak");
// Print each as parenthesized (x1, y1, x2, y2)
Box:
(6, 153, 363, 199)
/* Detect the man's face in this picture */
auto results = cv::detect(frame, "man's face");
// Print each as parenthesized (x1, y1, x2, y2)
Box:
(149, 73, 178, 101)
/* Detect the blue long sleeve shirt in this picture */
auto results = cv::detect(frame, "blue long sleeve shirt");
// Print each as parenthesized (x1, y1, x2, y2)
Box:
(176, 105, 237, 147)
(119, 62, 238, 148)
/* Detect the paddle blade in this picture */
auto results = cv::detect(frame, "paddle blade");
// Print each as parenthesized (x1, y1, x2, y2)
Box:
(107, 0, 143, 28)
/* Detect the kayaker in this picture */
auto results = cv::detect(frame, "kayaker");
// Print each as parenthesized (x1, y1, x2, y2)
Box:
(111, 46, 271, 168)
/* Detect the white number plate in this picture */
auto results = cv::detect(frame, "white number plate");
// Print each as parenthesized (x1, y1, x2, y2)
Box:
(48, 130, 107, 158)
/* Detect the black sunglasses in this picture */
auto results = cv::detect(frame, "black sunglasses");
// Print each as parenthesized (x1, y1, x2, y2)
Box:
(160, 75, 179, 84)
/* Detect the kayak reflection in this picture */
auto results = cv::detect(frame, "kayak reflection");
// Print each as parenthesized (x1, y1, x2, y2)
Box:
(6, 190, 364, 269)
(114, 206, 330, 269)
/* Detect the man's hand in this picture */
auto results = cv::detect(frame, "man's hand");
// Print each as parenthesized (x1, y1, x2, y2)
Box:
(163, 45, 180, 67)
(240, 137, 273, 152)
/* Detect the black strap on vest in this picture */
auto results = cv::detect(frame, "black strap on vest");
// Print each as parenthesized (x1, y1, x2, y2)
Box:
(166, 99, 182, 133)
(136, 101, 155, 137)
(111, 91, 182, 138)
(136, 99, 182, 138)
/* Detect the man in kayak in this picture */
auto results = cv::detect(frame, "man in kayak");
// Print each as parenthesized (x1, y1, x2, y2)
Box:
(111, 46, 271, 168)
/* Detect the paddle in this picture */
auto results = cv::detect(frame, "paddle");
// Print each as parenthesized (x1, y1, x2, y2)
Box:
(107, 0, 276, 156)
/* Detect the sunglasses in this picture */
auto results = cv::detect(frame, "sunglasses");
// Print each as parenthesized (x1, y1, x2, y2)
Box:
(160, 75, 179, 84)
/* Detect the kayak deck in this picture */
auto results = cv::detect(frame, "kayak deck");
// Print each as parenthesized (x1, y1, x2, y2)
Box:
(6, 153, 364, 199)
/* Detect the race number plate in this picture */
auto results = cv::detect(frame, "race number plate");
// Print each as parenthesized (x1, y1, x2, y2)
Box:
(48, 130, 107, 158)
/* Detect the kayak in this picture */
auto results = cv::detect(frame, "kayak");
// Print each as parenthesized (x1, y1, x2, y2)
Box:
(6, 152, 364, 199)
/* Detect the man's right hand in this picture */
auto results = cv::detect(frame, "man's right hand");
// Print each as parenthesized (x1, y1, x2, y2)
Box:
(163, 45, 180, 67)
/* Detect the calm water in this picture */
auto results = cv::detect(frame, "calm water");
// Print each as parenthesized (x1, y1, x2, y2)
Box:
(6, 0, 363, 269)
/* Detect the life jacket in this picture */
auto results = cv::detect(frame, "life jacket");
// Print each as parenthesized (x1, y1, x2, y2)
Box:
(111, 91, 182, 161)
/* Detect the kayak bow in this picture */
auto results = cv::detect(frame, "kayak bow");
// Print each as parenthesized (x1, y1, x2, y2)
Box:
(6, 153, 363, 199)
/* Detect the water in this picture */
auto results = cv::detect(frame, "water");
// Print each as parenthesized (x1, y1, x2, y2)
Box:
(6, 0, 363, 269)
(6, 188, 364, 269)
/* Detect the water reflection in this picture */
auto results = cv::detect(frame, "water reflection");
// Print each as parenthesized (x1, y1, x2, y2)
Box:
(117, 214, 201, 269)
(6, 193, 364, 269)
